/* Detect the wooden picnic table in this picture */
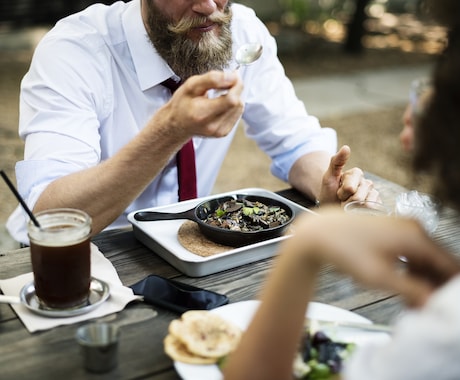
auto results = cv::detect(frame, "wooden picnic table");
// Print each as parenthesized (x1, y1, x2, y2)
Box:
(1, 173, 459, 379)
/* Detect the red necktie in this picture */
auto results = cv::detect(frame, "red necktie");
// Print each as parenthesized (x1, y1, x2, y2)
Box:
(161, 78, 198, 201)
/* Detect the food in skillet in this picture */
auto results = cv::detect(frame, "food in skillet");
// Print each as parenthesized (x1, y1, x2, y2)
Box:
(203, 198, 291, 232)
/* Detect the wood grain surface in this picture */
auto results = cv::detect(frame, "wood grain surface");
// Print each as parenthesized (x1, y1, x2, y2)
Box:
(1, 174, 460, 379)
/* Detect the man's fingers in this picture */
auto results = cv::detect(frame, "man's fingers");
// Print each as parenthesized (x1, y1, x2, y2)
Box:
(337, 168, 364, 200)
(329, 145, 351, 178)
(365, 188, 381, 202)
(184, 70, 239, 96)
(339, 176, 374, 202)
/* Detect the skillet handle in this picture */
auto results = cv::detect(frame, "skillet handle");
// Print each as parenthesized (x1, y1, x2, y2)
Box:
(133, 208, 196, 222)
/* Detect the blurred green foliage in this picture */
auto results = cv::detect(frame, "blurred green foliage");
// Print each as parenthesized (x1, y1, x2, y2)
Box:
(239, 0, 427, 26)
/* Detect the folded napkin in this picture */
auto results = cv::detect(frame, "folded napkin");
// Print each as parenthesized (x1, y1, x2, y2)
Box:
(0, 243, 140, 333)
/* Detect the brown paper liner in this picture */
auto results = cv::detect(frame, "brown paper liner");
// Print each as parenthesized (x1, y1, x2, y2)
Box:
(177, 221, 233, 257)
(177, 220, 295, 257)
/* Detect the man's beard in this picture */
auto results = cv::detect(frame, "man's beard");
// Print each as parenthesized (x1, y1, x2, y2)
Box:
(145, 2, 233, 80)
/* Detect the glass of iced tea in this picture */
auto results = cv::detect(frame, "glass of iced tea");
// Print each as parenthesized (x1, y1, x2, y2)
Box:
(344, 200, 390, 216)
(27, 208, 92, 310)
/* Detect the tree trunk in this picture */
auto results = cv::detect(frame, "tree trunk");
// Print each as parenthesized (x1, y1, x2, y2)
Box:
(344, 0, 372, 54)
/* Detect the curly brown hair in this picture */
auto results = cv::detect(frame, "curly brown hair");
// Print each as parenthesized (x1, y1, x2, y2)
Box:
(413, 0, 460, 210)
(424, 0, 460, 29)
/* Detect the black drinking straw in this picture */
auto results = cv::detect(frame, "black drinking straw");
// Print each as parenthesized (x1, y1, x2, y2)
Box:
(0, 169, 41, 228)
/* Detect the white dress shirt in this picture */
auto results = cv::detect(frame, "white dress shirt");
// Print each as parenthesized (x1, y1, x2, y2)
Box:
(344, 274, 460, 379)
(7, 0, 336, 243)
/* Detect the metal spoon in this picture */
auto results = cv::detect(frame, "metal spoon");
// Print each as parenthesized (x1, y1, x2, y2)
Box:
(211, 42, 263, 97)
(308, 318, 393, 334)
(0, 294, 21, 304)
(234, 42, 263, 69)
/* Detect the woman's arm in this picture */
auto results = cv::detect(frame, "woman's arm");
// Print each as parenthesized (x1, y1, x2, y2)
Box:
(223, 207, 460, 380)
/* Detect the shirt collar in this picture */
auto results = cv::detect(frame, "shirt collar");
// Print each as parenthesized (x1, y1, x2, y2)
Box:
(122, 0, 174, 91)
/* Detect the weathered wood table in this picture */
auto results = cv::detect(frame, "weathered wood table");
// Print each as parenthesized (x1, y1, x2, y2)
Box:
(1, 173, 459, 379)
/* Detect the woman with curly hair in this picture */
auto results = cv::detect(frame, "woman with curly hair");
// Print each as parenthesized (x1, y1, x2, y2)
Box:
(223, 0, 460, 379)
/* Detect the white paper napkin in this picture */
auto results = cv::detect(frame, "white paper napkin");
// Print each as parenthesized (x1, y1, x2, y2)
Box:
(0, 243, 141, 333)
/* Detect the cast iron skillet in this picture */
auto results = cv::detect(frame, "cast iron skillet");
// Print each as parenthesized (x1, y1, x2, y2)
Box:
(133, 194, 295, 247)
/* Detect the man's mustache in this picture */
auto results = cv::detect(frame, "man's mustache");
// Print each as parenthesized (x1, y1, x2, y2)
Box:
(168, 10, 232, 35)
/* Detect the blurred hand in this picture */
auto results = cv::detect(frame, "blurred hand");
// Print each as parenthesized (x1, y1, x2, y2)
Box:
(401, 78, 433, 153)
(291, 208, 460, 307)
(400, 103, 415, 152)
(319, 145, 380, 205)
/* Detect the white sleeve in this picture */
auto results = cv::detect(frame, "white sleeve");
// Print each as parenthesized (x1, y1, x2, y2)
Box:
(343, 275, 460, 380)
(6, 26, 110, 244)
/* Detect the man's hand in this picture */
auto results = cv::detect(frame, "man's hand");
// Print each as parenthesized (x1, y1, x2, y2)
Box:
(158, 70, 245, 141)
(319, 145, 380, 205)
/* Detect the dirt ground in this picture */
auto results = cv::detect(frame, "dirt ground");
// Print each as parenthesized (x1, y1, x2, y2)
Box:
(0, 34, 437, 233)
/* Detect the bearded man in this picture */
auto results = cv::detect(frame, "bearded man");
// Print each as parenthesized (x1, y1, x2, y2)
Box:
(7, 0, 378, 245)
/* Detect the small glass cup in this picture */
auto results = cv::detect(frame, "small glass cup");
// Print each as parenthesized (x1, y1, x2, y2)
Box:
(27, 208, 92, 309)
(344, 200, 390, 216)
(76, 322, 119, 373)
(394, 191, 440, 234)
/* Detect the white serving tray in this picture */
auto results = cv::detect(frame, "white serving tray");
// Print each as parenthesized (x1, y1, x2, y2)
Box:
(127, 188, 315, 277)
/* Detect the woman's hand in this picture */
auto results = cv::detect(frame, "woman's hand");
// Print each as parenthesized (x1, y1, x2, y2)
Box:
(289, 207, 460, 307)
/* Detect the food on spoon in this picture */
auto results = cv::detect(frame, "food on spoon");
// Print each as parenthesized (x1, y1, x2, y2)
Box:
(203, 198, 291, 232)
(164, 310, 242, 364)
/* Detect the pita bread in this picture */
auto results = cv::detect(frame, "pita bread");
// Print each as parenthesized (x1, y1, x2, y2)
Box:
(165, 310, 242, 362)
(163, 334, 217, 364)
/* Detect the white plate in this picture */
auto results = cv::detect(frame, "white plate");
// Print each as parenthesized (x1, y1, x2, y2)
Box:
(174, 300, 391, 380)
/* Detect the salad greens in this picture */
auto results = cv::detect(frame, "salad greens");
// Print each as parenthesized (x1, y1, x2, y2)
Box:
(293, 329, 356, 379)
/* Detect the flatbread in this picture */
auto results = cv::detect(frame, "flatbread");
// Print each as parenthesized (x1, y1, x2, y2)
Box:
(177, 220, 233, 257)
(166, 310, 242, 360)
(163, 334, 217, 364)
